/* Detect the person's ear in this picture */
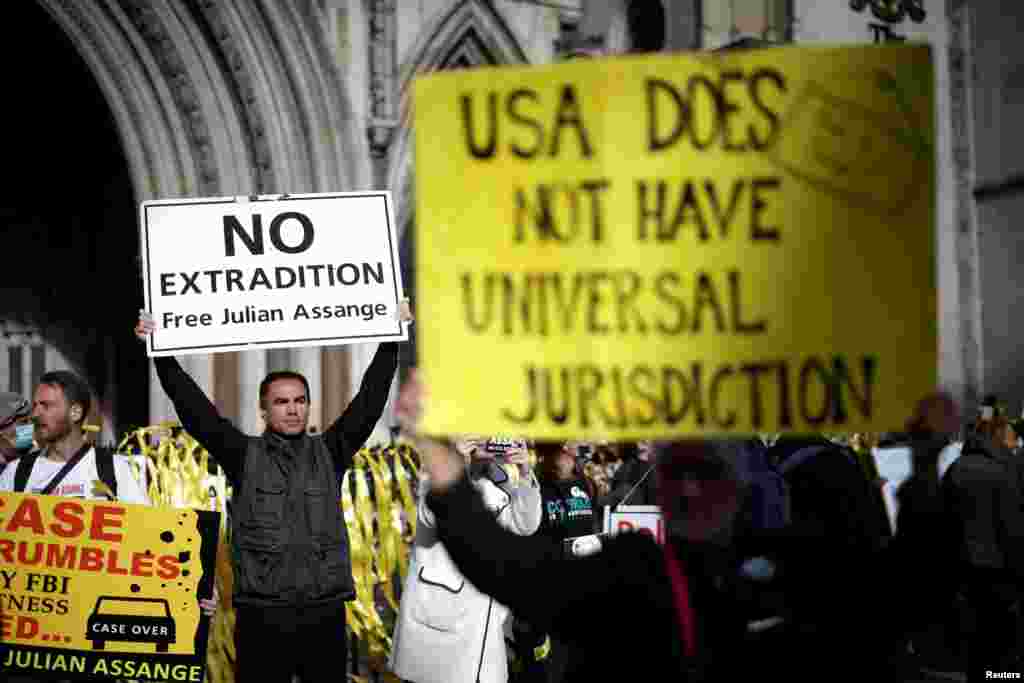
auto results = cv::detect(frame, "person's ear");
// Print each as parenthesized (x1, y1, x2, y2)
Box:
(70, 404, 83, 423)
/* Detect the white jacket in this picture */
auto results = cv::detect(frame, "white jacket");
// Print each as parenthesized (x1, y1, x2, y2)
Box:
(389, 468, 541, 683)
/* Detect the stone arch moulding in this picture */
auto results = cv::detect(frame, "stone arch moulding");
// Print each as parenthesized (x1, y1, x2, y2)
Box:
(35, 0, 368, 426)
(38, 0, 367, 205)
(39, 0, 248, 202)
(389, 0, 530, 236)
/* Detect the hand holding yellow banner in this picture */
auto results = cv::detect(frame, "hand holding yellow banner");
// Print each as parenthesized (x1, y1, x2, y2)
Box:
(0, 492, 219, 681)
(414, 44, 936, 439)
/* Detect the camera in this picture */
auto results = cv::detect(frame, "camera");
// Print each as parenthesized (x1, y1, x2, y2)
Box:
(485, 438, 523, 458)
(561, 533, 605, 559)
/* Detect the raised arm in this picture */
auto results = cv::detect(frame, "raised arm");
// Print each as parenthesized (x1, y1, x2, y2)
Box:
(500, 473, 542, 535)
(153, 357, 248, 484)
(322, 342, 399, 472)
(473, 472, 542, 536)
(137, 311, 248, 483)
(428, 470, 675, 648)
(429, 474, 611, 632)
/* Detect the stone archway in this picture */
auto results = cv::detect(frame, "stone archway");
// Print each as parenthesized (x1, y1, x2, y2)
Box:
(386, 0, 530, 373)
(389, 0, 530, 232)
(34, 0, 371, 433)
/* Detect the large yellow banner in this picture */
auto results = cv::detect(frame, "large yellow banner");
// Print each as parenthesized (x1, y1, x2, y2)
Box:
(0, 493, 219, 681)
(414, 44, 936, 439)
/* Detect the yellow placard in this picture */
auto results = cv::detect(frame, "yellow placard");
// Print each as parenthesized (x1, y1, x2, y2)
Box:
(415, 44, 936, 439)
(0, 492, 219, 681)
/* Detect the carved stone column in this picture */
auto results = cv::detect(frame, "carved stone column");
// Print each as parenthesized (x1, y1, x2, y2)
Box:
(293, 348, 323, 432)
(321, 345, 352, 430)
(368, 0, 398, 188)
(948, 0, 982, 408)
(238, 351, 267, 435)
(213, 350, 240, 427)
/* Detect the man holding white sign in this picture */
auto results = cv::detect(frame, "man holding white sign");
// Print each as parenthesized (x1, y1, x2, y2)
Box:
(136, 295, 412, 683)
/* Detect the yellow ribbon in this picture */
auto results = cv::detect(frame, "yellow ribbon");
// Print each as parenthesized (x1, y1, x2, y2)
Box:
(392, 447, 418, 580)
(342, 452, 393, 657)
(365, 448, 400, 612)
(341, 462, 370, 641)
(535, 636, 551, 662)
(114, 423, 232, 683)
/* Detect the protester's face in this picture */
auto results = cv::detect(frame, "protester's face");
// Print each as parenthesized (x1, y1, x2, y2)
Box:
(534, 442, 571, 478)
(262, 379, 309, 435)
(554, 449, 577, 479)
(657, 446, 741, 543)
(32, 384, 75, 446)
(637, 441, 653, 462)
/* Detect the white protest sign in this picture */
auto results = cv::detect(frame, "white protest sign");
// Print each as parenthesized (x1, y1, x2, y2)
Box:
(140, 192, 407, 356)
(603, 505, 664, 544)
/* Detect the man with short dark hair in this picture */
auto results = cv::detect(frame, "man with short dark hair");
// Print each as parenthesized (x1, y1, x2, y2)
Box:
(0, 372, 148, 503)
(136, 304, 411, 683)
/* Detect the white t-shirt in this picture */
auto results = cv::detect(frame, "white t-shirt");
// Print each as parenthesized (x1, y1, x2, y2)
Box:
(0, 447, 150, 505)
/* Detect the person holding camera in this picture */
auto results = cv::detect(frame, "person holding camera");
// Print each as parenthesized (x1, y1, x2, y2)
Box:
(535, 442, 598, 546)
(389, 436, 541, 683)
(525, 441, 602, 683)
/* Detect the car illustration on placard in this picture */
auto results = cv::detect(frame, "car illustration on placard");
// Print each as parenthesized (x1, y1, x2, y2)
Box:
(86, 596, 176, 652)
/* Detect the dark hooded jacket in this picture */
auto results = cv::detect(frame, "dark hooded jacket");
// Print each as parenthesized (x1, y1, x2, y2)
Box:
(942, 435, 1024, 575)
(601, 457, 658, 508)
(154, 343, 397, 607)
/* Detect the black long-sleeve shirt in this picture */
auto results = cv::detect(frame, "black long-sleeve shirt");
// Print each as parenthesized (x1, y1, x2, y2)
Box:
(153, 343, 399, 484)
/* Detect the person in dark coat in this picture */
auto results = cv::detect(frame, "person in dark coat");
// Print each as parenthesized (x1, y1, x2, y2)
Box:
(536, 441, 598, 543)
(525, 441, 601, 683)
(766, 436, 889, 620)
(942, 415, 1024, 677)
(598, 441, 657, 509)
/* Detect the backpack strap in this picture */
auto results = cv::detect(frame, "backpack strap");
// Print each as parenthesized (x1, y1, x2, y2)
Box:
(13, 452, 39, 493)
(94, 447, 119, 499)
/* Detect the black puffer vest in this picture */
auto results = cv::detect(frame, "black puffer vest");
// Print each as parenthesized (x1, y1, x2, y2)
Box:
(232, 432, 354, 607)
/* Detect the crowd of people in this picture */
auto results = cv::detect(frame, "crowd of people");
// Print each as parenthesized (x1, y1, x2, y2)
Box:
(1, 310, 1022, 683)
(393, 379, 1024, 683)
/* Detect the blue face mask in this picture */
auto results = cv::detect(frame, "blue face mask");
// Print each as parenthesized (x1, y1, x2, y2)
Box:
(15, 423, 34, 450)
